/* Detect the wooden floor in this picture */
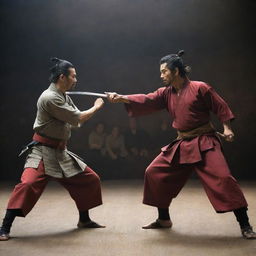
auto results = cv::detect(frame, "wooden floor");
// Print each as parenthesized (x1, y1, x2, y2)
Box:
(0, 180, 255, 256)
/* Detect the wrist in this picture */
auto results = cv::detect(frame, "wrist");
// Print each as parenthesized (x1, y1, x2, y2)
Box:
(94, 105, 100, 111)
(121, 95, 130, 103)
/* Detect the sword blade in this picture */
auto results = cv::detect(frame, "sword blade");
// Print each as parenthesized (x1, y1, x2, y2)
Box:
(66, 91, 107, 98)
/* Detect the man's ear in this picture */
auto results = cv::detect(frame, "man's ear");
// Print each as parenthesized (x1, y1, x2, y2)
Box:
(174, 67, 179, 76)
(59, 74, 65, 81)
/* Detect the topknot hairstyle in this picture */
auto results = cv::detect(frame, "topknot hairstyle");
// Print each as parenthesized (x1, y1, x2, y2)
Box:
(160, 50, 191, 77)
(49, 57, 74, 83)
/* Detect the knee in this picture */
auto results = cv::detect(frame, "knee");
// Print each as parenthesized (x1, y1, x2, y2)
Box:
(218, 175, 236, 185)
(90, 171, 101, 185)
(145, 165, 156, 180)
(16, 180, 37, 191)
(85, 166, 100, 179)
(95, 173, 101, 183)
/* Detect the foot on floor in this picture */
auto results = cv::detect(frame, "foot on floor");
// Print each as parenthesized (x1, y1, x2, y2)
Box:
(241, 226, 256, 239)
(77, 220, 105, 229)
(142, 219, 172, 229)
(0, 229, 10, 241)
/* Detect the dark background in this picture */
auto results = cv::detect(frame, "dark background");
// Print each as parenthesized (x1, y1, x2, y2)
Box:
(0, 0, 255, 181)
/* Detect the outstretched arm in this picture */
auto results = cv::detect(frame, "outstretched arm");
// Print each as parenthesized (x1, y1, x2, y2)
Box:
(105, 92, 130, 103)
(105, 88, 167, 117)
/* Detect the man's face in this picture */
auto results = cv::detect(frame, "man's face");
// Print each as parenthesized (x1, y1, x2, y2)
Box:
(160, 63, 175, 86)
(64, 68, 77, 91)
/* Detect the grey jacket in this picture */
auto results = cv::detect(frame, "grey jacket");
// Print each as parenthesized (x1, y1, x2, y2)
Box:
(24, 83, 87, 178)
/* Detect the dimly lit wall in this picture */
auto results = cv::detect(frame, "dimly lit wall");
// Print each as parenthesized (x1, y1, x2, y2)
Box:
(0, 0, 255, 180)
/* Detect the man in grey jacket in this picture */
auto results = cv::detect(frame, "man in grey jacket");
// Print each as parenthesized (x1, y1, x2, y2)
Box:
(0, 58, 105, 241)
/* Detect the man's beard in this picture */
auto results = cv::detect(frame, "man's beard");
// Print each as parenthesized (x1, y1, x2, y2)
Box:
(69, 83, 76, 90)
(162, 79, 171, 87)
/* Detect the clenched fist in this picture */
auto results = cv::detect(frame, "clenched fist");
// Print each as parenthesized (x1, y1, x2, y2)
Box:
(105, 92, 130, 103)
(94, 98, 104, 110)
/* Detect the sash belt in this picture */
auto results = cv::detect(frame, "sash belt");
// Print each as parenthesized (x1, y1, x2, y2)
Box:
(33, 133, 67, 150)
(177, 122, 215, 140)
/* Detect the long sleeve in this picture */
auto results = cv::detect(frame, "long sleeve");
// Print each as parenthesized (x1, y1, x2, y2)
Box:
(124, 87, 167, 117)
(200, 85, 235, 123)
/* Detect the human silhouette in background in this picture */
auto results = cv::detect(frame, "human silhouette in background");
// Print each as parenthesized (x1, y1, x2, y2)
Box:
(105, 126, 128, 160)
(88, 122, 106, 155)
(124, 118, 151, 158)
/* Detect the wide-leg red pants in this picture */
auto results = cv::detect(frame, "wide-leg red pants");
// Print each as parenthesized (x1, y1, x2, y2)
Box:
(143, 142, 248, 212)
(7, 161, 103, 216)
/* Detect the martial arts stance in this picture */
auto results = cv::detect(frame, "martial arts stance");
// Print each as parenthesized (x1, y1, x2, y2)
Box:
(106, 50, 256, 239)
(0, 58, 105, 241)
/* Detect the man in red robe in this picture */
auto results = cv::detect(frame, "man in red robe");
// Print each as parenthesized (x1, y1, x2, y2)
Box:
(106, 50, 256, 239)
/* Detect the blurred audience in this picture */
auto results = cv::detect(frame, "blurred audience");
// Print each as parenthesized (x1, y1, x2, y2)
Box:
(124, 118, 152, 158)
(154, 119, 175, 151)
(84, 119, 169, 180)
(86, 122, 106, 177)
(105, 126, 128, 160)
(88, 122, 106, 156)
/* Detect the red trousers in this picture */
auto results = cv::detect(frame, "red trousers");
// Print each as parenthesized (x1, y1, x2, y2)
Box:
(7, 161, 102, 216)
(143, 142, 248, 212)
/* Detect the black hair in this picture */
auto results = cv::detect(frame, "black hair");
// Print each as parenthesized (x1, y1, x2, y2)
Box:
(160, 50, 191, 77)
(49, 57, 74, 83)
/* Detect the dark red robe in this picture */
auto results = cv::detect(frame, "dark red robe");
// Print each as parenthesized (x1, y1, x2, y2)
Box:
(125, 80, 247, 212)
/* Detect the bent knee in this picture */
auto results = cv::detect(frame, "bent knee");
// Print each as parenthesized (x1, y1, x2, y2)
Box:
(145, 165, 158, 178)
(218, 175, 237, 185)
(93, 172, 101, 183)
(16, 180, 38, 190)
(90, 170, 101, 184)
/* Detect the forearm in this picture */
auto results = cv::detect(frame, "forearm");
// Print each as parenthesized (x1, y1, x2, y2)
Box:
(78, 106, 100, 124)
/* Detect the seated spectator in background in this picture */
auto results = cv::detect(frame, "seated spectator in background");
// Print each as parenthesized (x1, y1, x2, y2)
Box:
(125, 118, 152, 158)
(86, 123, 106, 176)
(88, 122, 106, 156)
(105, 126, 128, 160)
